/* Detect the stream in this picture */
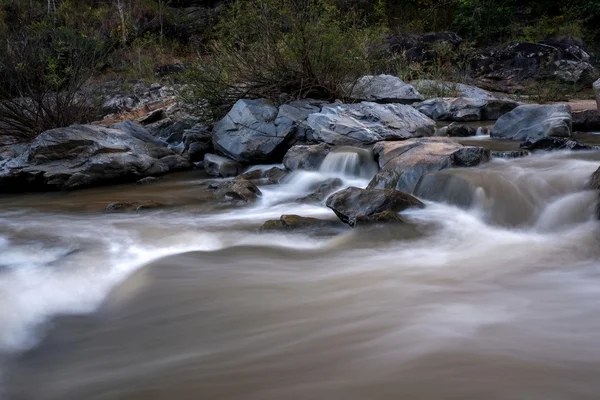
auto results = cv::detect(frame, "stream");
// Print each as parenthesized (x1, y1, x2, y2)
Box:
(1, 141, 600, 400)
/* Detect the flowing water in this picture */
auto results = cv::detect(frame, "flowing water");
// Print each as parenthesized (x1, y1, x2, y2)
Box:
(1, 145, 600, 400)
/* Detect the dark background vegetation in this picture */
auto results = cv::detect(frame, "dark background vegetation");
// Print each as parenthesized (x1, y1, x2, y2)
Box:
(1, 0, 599, 134)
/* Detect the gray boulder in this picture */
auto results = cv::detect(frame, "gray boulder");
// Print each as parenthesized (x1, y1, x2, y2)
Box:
(350, 75, 423, 104)
(415, 97, 520, 121)
(0, 125, 191, 192)
(491, 104, 572, 141)
(110, 121, 166, 146)
(203, 153, 242, 178)
(212, 99, 298, 163)
(307, 102, 436, 145)
(412, 80, 496, 99)
(368, 137, 490, 193)
(594, 78, 600, 111)
(283, 143, 332, 171)
(276, 99, 324, 141)
(326, 186, 424, 226)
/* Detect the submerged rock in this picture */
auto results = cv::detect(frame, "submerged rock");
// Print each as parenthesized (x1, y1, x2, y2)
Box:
(491, 150, 529, 159)
(296, 178, 343, 203)
(520, 137, 595, 151)
(326, 186, 424, 226)
(491, 104, 572, 141)
(0, 125, 191, 192)
(368, 137, 490, 193)
(415, 97, 519, 121)
(213, 179, 262, 202)
(104, 201, 165, 213)
(260, 215, 341, 231)
(307, 102, 436, 145)
(212, 99, 297, 163)
(203, 154, 242, 178)
(283, 143, 332, 171)
(350, 74, 423, 104)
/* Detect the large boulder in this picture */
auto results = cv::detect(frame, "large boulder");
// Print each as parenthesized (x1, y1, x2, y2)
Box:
(472, 40, 597, 92)
(594, 79, 600, 111)
(350, 75, 423, 104)
(307, 102, 436, 145)
(368, 137, 490, 193)
(212, 99, 299, 163)
(0, 125, 191, 192)
(276, 99, 326, 142)
(326, 186, 424, 226)
(491, 104, 572, 141)
(415, 97, 520, 121)
(412, 80, 496, 99)
(283, 143, 332, 171)
(203, 153, 242, 178)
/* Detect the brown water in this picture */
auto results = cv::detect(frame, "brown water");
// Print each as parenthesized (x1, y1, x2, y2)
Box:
(1, 146, 600, 400)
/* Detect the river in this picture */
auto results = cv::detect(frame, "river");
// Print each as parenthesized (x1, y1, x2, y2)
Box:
(1, 142, 600, 400)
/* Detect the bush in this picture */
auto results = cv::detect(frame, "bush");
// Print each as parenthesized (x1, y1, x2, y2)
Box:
(179, 0, 383, 122)
(0, 25, 109, 139)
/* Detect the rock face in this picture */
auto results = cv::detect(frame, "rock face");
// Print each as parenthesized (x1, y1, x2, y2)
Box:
(326, 186, 424, 226)
(212, 99, 297, 163)
(0, 125, 191, 192)
(519, 137, 595, 152)
(472, 40, 597, 92)
(595, 79, 600, 111)
(412, 80, 496, 99)
(283, 143, 332, 171)
(368, 137, 490, 193)
(350, 75, 423, 104)
(203, 153, 242, 178)
(415, 97, 520, 121)
(491, 104, 572, 141)
(572, 110, 600, 132)
(307, 102, 436, 145)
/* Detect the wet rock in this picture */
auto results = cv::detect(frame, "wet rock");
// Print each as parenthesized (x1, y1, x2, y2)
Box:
(212, 99, 298, 163)
(307, 102, 436, 145)
(264, 167, 288, 184)
(136, 177, 159, 185)
(326, 186, 424, 226)
(446, 122, 476, 137)
(213, 179, 262, 202)
(415, 97, 520, 121)
(491, 104, 572, 141)
(283, 143, 332, 171)
(491, 150, 529, 159)
(296, 178, 343, 203)
(369, 137, 490, 193)
(260, 215, 340, 231)
(104, 201, 165, 213)
(237, 169, 264, 181)
(355, 210, 406, 225)
(412, 80, 496, 99)
(588, 167, 600, 190)
(572, 110, 600, 132)
(203, 154, 242, 178)
(350, 75, 423, 104)
(595, 79, 600, 111)
(0, 125, 191, 192)
(519, 137, 595, 151)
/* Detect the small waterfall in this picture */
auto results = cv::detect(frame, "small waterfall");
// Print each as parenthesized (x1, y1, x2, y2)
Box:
(319, 147, 378, 179)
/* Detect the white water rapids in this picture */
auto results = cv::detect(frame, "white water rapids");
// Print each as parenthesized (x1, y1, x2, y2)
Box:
(1, 148, 600, 400)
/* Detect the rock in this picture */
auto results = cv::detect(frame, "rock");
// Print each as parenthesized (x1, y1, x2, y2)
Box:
(350, 75, 423, 104)
(355, 210, 406, 225)
(296, 178, 343, 203)
(595, 79, 600, 111)
(138, 109, 166, 125)
(187, 142, 212, 163)
(283, 143, 332, 171)
(519, 137, 595, 151)
(264, 167, 288, 184)
(0, 125, 191, 192)
(110, 121, 167, 146)
(415, 97, 520, 121)
(326, 186, 424, 226)
(491, 104, 572, 141)
(446, 122, 476, 137)
(182, 123, 213, 162)
(276, 99, 324, 142)
(260, 215, 340, 231)
(136, 177, 159, 185)
(412, 80, 496, 99)
(588, 167, 600, 190)
(213, 179, 262, 202)
(307, 102, 436, 145)
(104, 201, 165, 213)
(572, 110, 600, 132)
(237, 169, 264, 181)
(203, 153, 242, 178)
(212, 99, 298, 163)
(472, 40, 597, 92)
(369, 137, 490, 193)
(491, 150, 529, 159)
